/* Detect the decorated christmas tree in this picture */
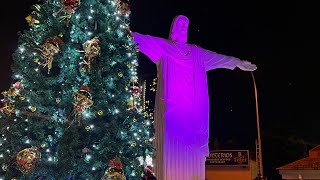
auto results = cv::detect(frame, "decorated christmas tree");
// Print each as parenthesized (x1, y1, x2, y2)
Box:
(0, 0, 154, 179)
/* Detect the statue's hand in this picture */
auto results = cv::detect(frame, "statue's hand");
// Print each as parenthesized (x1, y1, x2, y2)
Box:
(237, 60, 257, 71)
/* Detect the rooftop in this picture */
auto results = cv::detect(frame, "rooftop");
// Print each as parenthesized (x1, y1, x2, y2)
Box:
(277, 145, 320, 170)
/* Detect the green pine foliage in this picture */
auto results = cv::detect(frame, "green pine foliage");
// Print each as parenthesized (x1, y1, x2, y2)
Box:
(0, 0, 154, 179)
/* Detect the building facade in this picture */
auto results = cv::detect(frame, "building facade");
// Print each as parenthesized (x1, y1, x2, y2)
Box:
(205, 150, 258, 180)
(278, 145, 320, 180)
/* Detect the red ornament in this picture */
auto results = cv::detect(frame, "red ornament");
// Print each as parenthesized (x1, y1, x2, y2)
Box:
(82, 147, 90, 154)
(108, 159, 123, 169)
(62, 0, 80, 9)
(132, 86, 140, 94)
(12, 82, 23, 90)
(102, 159, 125, 180)
(57, 0, 80, 26)
(79, 85, 90, 93)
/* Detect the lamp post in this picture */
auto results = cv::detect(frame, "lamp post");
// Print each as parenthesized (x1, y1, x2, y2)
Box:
(251, 72, 264, 178)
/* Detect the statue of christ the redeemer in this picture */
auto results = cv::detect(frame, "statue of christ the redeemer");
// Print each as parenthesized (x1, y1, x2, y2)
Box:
(132, 15, 257, 180)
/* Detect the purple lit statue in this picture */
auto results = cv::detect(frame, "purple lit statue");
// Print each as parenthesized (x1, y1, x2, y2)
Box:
(132, 15, 257, 180)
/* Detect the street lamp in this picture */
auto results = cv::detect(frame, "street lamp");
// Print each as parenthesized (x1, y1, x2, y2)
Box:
(251, 72, 264, 179)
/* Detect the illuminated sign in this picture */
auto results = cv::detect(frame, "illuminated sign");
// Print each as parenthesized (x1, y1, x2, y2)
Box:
(206, 150, 249, 166)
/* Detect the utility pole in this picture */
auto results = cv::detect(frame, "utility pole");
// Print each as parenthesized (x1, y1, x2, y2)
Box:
(251, 72, 264, 179)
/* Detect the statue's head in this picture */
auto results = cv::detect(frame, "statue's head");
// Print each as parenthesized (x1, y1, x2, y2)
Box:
(169, 15, 189, 43)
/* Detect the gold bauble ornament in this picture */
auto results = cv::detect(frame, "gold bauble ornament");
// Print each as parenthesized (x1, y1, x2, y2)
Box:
(127, 64, 132, 68)
(56, 98, 61, 104)
(2, 164, 8, 171)
(58, 33, 63, 38)
(97, 110, 103, 116)
(33, 58, 39, 63)
(85, 126, 91, 131)
(124, 86, 129, 91)
(81, 67, 87, 73)
(30, 106, 37, 112)
(2, 91, 8, 96)
(118, 72, 123, 77)
(19, 96, 26, 101)
(132, 118, 137, 122)
(131, 141, 136, 147)
(41, 144, 46, 148)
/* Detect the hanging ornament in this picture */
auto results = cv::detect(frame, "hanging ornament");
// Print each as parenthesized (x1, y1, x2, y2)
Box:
(80, 67, 87, 73)
(25, 5, 41, 28)
(131, 85, 141, 103)
(33, 58, 39, 63)
(16, 147, 41, 174)
(80, 37, 100, 72)
(85, 125, 91, 131)
(2, 163, 8, 172)
(0, 100, 15, 116)
(68, 85, 93, 126)
(116, 0, 131, 16)
(1, 81, 23, 99)
(12, 81, 23, 90)
(126, 63, 132, 69)
(131, 141, 136, 147)
(62, 0, 80, 9)
(56, 98, 61, 104)
(82, 147, 90, 154)
(118, 72, 123, 77)
(30, 106, 37, 112)
(101, 158, 126, 180)
(127, 100, 137, 111)
(97, 110, 103, 116)
(57, 0, 81, 26)
(35, 36, 64, 74)
(25, 15, 40, 28)
(132, 85, 141, 95)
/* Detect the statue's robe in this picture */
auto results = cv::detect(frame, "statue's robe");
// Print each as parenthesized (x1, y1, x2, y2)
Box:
(134, 32, 241, 180)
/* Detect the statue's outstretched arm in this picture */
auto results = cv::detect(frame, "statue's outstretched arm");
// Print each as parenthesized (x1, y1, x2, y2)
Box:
(132, 32, 167, 63)
(200, 48, 257, 71)
(200, 48, 241, 71)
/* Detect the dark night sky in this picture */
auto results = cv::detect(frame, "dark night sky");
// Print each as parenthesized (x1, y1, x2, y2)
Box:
(0, 0, 316, 177)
